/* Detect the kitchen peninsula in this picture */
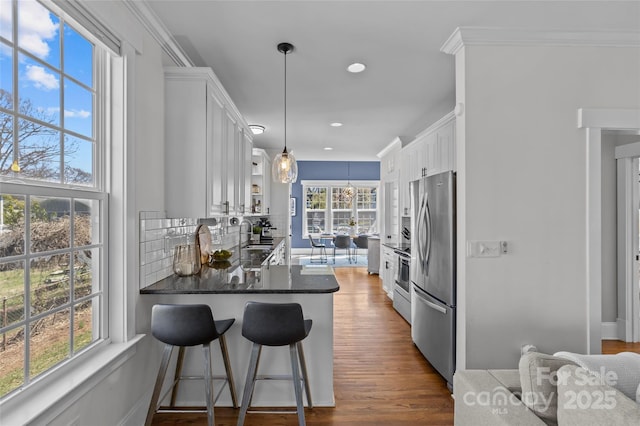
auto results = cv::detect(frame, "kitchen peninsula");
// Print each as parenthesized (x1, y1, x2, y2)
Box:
(139, 262, 339, 408)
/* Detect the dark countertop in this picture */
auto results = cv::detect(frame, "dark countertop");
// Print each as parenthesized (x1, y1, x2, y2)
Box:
(140, 264, 340, 294)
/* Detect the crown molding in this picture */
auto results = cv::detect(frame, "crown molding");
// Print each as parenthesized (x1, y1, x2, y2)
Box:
(376, 137, 405, 158)
(441, 27, 640, 55)
(122, 0, 193, 66)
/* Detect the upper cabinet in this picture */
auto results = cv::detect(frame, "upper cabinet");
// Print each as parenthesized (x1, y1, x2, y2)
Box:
(398, 111, 456, 216)
(164, 67, 253, 218)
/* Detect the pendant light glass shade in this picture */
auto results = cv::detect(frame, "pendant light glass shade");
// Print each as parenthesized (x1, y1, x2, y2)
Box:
(272, 42, 298, 183)
(272, 148, 298, 183)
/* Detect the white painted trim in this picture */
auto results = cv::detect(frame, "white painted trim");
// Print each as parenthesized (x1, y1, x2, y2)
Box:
(616, 158, 637, 342)
(586, 128, 603, 354)
(123, 0, 192, 65)
(615, 141, 640, 159)
(376, 137, 404, 158)
(618, 318, 630, 341)
(441, 27, 640, 55)
(0, 336, 144, 426)
(413, 110, 456, 141)
(602, 322, 619, 340)
(579, 109, 640, 130)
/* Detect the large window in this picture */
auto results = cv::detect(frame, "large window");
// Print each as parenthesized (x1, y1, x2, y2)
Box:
(303, 181, 378, 236)
(0, 0, 107, 400)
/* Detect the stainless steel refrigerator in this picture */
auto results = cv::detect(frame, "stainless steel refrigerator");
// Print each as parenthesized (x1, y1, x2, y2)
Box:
(410, 170, 456, 388)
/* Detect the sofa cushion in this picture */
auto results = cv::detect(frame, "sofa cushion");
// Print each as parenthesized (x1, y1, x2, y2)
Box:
(556, 364, 640, 425)
(519, 352, 577, 426)
(554, 351, 640, 401)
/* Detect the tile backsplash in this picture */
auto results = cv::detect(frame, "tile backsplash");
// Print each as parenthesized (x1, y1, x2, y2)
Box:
(139, 211, 286, 288)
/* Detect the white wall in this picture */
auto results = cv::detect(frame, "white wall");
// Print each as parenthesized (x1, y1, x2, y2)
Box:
(456, 43, 640, 369)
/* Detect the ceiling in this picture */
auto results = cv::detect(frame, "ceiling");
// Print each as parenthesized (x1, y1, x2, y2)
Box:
(141, 1, 639, 161)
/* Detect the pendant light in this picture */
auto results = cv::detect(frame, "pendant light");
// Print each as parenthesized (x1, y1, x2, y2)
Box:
(272, 42, 298, 183)
(342, 161, 355, 203)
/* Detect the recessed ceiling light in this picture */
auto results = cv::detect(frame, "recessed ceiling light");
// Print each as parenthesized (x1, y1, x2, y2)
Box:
(249, 124, 265, 135)
(330, 122, 343, 127)
(324, 147, 333, 151)
(347, 62, 366, 73)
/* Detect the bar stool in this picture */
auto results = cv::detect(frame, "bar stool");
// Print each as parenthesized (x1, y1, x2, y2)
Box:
(145, 304, 239, 426)
(237, 302, 313, 426)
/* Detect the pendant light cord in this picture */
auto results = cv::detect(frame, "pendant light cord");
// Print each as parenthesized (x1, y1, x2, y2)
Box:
(283, 47, 287, 152)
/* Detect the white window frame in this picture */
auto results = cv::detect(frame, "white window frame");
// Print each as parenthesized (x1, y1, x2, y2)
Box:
(0, 1, 141, 423)
(301, 180, 379, 238)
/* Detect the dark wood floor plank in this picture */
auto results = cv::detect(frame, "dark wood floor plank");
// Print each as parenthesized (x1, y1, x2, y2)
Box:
(150, 266, 640, 425)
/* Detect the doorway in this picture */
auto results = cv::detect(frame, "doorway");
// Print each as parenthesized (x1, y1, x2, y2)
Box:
(579, 108, 640, 353)
(616, 140, 640, 342)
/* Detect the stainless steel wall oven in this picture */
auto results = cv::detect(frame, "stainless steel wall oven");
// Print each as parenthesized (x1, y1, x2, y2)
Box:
(393, 248, 411, 324)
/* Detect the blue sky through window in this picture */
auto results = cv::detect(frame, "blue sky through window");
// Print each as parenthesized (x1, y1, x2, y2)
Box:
(1, 0, 94, 184)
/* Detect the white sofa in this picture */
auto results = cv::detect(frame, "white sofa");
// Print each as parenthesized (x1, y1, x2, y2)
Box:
(453, 352, 640, 426)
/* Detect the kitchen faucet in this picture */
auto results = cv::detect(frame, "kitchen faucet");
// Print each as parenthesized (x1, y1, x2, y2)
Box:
(238, 219, 253, 266)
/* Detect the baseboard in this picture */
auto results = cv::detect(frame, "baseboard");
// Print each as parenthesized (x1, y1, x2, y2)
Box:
(601, 321, 619, 340)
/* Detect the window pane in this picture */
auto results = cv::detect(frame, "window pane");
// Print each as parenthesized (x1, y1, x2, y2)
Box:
(64, 135, 93, 186)
(30, 254, 70, 316)
(63, 78, 92, 138)
(63, 23, 92, 87)
(18, 0, 60, 68)
(332, 211, 351, 233)
(73, 200, 97, 247)
(331, 187, 351, 209)
(30, 197, 71, 253)
(73, 249, 95, 300)
(29, 308, 70, 379)
(0, 1, 12, 43)
(357, 188, 377, 209)
(0, 326, 25, 397)
(0, 42, 13, 99)
(18, 119, 61, 182)
(306, 212, 325, 234)
(73, 297, 97, 353)
(0, 194, 25, 253)
(0, 112, 15, 178)
(0, 261, 25, 326)
(357, 212, 377, 234)
(305, 187, 326, 210)
(18, 53, 60, 126)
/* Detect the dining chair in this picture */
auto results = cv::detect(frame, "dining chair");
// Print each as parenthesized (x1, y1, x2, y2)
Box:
(309, 234, 328, 264)
(352, 235, 369, 263)
(332, 235, 352, 263)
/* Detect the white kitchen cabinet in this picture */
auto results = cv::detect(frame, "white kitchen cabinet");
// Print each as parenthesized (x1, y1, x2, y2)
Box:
(381, 245, 396, 298)
(239, 131, 253, 215)
(251, 148, 271, 215)
(377, 138, 402, 246)
(164, 67, 253, 218)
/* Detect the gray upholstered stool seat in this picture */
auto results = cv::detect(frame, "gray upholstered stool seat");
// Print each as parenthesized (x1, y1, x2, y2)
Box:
(145, 304, 238, 426)
(237, 302, 313, 426)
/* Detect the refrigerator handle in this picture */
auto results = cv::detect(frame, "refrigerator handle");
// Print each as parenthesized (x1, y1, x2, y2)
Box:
(424, 198, 432, 271)
(415, 290, 447, 314)
(416, 193, 426, 271)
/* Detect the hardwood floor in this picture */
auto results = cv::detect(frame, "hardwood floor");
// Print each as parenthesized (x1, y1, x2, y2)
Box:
(150, 267, 640, 425)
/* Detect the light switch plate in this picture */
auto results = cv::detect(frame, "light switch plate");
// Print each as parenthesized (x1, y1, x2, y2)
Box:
(467, 240, 502, 258)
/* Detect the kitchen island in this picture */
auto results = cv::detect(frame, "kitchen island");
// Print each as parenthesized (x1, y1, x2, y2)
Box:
(139, 263, 339, 408)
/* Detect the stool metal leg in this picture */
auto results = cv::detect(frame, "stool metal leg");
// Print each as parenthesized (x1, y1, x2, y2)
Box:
(297, 341, 313, 408)
(145, 344, 174, 426)
(170, 346, 186, 407)
(219, 334, 239, 408)
(289, 344, 306, 426)
(202, 343, 215, 426)
(237, 343, 262, 426)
